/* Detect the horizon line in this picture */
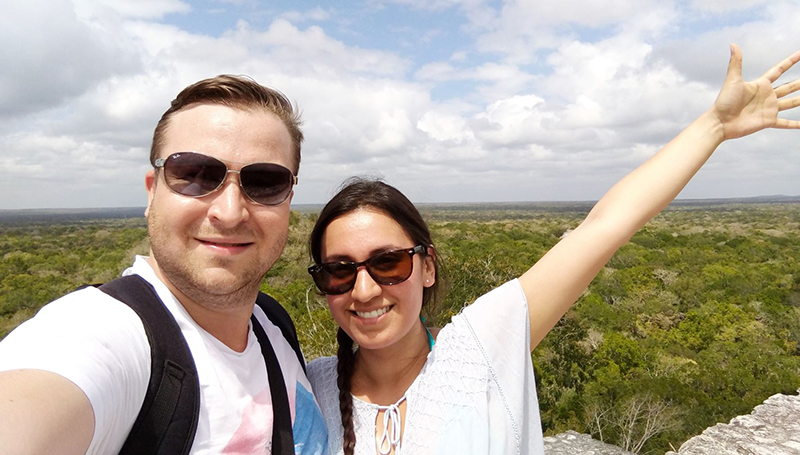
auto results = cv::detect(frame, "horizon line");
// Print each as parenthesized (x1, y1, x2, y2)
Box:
(2, 194, 799, 213)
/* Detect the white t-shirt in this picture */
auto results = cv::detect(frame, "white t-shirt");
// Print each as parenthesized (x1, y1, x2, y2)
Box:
(307, 279, 544, 455)
(0, 256, 328, 455)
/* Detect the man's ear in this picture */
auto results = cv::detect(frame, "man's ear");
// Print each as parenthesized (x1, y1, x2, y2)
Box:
(144, 169, 156, 218)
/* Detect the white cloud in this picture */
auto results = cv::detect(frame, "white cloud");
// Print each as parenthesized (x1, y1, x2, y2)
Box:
(417, 110, 475, 143)
(0, 0, 142, 117)
(468, 0, 676, 65)
(211, 0, 253, 5)
(1, 0, 799, 208)
(690, 0, 771, 13)
(540, 36, 714, 135)
(497, 0, 665, 27)
(376, 0, 488, 11)
(415, 62, 459, 81)
(450, 51, 468, 62)
(657, 2, 800, 85)
(0, 130, 148, 209)
(73, 0, 191, 20)
(233, 19, 412, 77)
(123, 21, 198, 57)
(473, 95, 556, 147)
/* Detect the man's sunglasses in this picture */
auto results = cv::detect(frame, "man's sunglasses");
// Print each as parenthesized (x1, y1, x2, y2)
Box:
(308, 245, 427, 295)
(153, 152, 297, 206)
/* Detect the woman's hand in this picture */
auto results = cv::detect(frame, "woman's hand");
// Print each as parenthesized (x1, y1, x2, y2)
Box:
(713, 44, 800, 140)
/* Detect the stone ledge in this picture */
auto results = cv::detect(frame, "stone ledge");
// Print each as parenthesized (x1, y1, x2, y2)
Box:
(544, 430, 636, 455)
(666, 389, 800, 455)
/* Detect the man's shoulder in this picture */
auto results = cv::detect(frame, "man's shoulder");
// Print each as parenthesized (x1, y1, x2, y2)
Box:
(0, 284, 147, 351)
(0, 281, 152, 397)
(251, 296, 306, 369)
(37, 284, 143, 322)
(253, 293, 296, 339)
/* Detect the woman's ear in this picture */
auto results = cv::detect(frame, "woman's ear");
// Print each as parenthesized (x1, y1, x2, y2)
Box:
(422, 246, 436, 288)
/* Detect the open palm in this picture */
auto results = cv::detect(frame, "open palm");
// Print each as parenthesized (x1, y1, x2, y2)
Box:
(713, 44, 800, 140)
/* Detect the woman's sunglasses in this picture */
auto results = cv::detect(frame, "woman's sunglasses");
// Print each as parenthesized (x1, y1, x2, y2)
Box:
(308, 245, 426, 295)
(153, 152, 297, 206)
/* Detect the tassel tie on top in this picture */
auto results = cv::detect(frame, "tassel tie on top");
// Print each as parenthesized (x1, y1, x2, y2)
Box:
(377, 398, 405, 454)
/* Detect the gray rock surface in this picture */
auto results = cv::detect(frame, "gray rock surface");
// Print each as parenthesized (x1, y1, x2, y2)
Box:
(544, 430, 636, 455)
(666, 389, 800, 455)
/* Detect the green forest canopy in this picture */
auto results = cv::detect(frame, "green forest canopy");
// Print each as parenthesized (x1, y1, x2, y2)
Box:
(1, 203, 799, 454)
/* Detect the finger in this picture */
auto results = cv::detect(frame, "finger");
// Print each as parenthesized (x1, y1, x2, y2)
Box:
(773, 118, 800, 129)
(775, 79, 800, 98)
(778, 95, 800, 111)
(760, 49, 800, 83)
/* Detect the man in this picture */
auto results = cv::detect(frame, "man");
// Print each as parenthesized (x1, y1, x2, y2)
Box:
(0, 76, 328, 454)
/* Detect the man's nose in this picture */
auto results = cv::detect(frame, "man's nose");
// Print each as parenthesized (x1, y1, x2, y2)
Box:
(207, 174, 250, 227)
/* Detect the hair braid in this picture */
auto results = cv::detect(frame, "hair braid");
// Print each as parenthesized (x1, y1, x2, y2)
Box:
(337, 328, 357, 455)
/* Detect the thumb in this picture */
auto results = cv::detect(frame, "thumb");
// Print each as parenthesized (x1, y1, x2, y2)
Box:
(724, 43, 743, 84)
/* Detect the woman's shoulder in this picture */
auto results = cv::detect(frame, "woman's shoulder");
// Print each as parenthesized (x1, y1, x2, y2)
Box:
(308, 354, 337, 369)
(307, 355, 338, 392)
(306, 355, 343, 429)
(459, 278, 526, 320)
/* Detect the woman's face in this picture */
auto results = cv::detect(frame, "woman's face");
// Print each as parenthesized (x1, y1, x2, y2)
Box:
(320, 208, 435, 351)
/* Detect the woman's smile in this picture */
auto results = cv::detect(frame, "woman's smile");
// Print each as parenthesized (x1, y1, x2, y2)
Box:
(321, 208, 435, 350)
(354, 306, 393, 320)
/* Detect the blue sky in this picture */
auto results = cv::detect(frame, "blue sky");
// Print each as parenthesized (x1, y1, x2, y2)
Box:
(1, 0, 799, 209)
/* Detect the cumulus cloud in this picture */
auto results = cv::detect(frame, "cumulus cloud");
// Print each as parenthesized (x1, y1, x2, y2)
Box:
(470, 0, 676, 65)
(72, 0, 191, 20)
(1, 0, 799, 209)
(657, 3, 800, 85)
(0, 1, 143, 118)
(690, 0, 771, 13)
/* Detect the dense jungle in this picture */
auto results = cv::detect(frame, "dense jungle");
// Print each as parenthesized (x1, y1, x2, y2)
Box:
(2, 202, 799, 454)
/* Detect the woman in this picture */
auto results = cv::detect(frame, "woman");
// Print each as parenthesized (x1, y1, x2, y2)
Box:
(305, 45, 800, 455)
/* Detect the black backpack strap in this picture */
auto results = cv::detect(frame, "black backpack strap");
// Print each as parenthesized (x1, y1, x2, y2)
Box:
(251, 314, 295, 454)
(90, 279, 300, 455)
(98, 275, 200, 455)
(255, 292, 306, 374)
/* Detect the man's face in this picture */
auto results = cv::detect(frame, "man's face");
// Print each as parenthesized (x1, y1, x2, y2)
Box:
(144, 103, 294, 309)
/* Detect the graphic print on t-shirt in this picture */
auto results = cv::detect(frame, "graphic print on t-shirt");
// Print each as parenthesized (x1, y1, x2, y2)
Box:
(222, 382, 327, 454)
(292, 382, 328, 454)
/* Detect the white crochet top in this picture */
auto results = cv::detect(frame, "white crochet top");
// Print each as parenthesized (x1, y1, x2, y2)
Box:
(307, 279, 545, 455)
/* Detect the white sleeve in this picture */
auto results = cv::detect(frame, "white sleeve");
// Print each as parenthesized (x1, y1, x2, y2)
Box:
(0, 287, 151, 455)
(461, 279, 531, 374)
(461, 279, 543, 453)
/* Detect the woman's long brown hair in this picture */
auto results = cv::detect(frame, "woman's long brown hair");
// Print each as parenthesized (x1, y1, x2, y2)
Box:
(310, 177, 442, 455)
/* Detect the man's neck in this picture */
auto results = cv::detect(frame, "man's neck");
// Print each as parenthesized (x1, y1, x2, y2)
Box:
(146, 256, 257, 352)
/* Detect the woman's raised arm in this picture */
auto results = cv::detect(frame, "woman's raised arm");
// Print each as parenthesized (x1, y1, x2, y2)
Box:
(520, 44, 800, 351)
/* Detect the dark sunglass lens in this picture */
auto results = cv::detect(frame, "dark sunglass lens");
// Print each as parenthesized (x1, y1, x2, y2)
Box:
(165, 153, 226, 196)
(368, 251, 413, 284)
(312, 263, 356, 294)
(309, 268, 331, 293)
(240, 163, 293, 205)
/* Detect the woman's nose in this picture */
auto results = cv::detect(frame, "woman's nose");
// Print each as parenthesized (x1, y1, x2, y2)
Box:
(350, 266, 382, 302)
